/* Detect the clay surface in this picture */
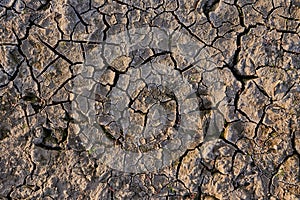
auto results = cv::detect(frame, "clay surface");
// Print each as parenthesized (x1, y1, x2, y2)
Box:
(0, 0, 299, 199)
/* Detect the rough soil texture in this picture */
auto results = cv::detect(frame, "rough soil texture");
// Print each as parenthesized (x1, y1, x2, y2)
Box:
(0, 0, 300, 199)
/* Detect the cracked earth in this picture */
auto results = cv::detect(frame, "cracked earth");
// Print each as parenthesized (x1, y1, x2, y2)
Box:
(0, 0, 300, 199)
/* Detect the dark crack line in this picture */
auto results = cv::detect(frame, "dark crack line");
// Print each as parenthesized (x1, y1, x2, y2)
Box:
(171, 11, 208, 46)
(49, 74, 77, 99)
(175, 142, 204, 180)
(26, 59, 42, 96)
(38, 36, 74, 65)
(70, 4, 89, 33)
(37, 0, 52, 11)
(36, 56, 60, 78)
(0, 0, 20, 19)
(112, 0, 148, 12)
(0, 59, 23, 88)
(102, 14, 111, 41)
